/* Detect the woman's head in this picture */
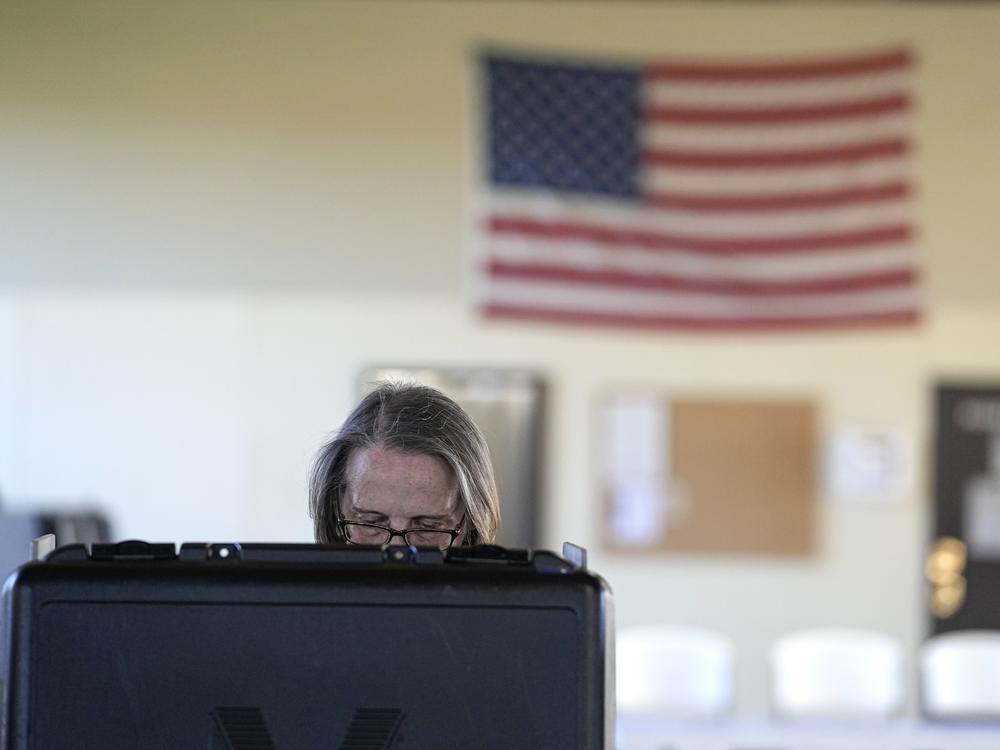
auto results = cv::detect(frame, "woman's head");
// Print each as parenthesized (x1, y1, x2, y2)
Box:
(309, 381, 500, 547)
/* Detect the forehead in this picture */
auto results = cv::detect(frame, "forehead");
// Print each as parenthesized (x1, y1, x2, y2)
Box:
(345, 446, 460, 519)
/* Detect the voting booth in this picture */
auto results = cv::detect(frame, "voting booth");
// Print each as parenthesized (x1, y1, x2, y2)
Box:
(1, 541, 613, 749)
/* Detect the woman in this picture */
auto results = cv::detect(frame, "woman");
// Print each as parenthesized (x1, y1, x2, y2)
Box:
(309, 381, 500, 548)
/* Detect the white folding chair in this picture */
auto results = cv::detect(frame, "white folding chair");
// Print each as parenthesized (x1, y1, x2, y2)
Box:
(769, 628, 904, 720)
(920, 630, 1000, 719)
(616, 624, 735, 718)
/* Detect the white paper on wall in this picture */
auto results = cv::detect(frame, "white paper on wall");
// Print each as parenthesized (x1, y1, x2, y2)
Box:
(964, 435, 1000, 558)
(603, 394, 669, 546)
(828, 426, 912, 502)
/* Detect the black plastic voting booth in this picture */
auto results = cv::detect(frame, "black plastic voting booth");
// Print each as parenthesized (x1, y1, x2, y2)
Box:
(1, 541, 613, 749)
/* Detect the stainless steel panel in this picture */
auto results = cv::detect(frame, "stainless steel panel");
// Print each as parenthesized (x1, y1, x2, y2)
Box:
(359, 367, 546, 548)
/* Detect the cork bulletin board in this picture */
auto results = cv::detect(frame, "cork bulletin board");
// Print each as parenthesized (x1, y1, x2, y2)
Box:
(600, 393, 817, 556)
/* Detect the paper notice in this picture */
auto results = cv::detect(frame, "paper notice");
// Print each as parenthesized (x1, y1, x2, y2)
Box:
(603, 394, 669, 547)
(828, 426, 911, 501)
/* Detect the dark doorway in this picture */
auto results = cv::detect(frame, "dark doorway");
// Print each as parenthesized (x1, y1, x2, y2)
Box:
(930, 384, 1000, 634)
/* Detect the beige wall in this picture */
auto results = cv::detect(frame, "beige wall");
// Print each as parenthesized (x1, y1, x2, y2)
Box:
(4, 1, 1000, 299)
(2, 0, 1000, 716)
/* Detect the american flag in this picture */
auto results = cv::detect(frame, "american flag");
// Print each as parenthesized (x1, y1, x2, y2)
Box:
(476, 48, 922, 331)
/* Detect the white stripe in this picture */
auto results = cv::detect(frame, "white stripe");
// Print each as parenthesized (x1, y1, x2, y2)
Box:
(645, 70, 910, 108)
(483, 277, 922, 319)
(644, 159, 911, 193)
(644, 113, 911, 151)
(488, 236, 918, 283)
(488, 192, 911, 240)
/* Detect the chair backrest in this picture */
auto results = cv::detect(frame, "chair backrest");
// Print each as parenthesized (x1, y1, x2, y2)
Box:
(616, 624, 735, 718)
(920, 630, 1000, 719)
(769, 628, 904, 720)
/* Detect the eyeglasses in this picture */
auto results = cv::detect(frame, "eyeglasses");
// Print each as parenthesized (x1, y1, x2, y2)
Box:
(338, 516, 465, 550)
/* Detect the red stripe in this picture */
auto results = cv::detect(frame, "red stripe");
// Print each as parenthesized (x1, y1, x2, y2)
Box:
(488, 216, 912, 254)
(644, 183, 911, 212)
(645, 49, 913, 83)
(483, 304, 922, 331)
(645, 94, 911, 125)
(487, 261, 919, 297)
(643, 139, 907, 169)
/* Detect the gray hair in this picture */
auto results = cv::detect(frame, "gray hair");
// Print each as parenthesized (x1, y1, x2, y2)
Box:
(309, 381, 500, 545)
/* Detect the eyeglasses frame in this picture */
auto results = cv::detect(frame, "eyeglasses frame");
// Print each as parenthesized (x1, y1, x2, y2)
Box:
(337, 514, 466, 549)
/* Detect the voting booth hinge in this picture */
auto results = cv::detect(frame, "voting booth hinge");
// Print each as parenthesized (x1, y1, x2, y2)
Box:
(30, 534, 56, 561)
(561, 542, 587, 570)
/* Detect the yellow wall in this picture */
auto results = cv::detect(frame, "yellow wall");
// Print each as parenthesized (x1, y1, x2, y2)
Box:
(2, 0, 1000, 715)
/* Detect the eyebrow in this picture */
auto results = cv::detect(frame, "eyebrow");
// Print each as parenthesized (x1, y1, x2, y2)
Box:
(410, 514, 453, 526)
(349, 506, 388, 519)
(348, 507, 454, 526)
